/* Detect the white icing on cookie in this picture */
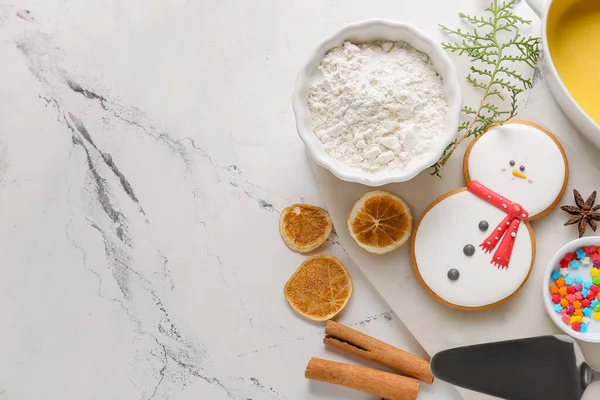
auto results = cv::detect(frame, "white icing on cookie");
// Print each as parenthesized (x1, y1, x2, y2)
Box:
(467, 123, 566, 218)
(414, 190, 533, 308)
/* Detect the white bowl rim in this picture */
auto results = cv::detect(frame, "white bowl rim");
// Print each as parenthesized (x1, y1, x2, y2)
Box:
(292, 19, 463, 187)
(542, 236, 600, 343)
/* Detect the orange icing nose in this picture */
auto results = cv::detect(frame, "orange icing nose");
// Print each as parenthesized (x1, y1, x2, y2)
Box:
(512, 169, 527, 179)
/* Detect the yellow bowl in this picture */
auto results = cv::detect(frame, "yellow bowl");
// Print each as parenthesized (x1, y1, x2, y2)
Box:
(526, 0, 600, 145)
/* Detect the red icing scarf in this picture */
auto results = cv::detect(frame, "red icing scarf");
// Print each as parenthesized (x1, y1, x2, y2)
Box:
(467, 180, 529, 269)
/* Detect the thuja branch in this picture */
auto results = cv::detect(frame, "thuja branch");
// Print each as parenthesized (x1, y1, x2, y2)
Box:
(431, 0, 539, 177)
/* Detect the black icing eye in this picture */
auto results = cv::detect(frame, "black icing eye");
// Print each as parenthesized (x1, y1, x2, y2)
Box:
(519, 165, 525, 172)
(509, 160, 515, 166)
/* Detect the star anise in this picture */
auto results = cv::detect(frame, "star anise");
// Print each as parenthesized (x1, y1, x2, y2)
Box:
(561, 189, 600, 237)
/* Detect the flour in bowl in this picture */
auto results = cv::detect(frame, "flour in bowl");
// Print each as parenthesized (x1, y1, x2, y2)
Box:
(307, 41, 448, 172)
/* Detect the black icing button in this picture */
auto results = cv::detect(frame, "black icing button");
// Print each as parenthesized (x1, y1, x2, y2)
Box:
(463, 244, 475, 256)
(478, 220, 489, 231)
(448, 268, 460, 281)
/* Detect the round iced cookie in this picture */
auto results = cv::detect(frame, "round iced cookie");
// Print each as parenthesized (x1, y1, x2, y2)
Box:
(412, 189, 534, 309)
(465, 121, 568, 218)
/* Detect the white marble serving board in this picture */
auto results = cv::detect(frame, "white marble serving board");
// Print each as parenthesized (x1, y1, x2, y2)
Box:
(311, 3, 600, 399)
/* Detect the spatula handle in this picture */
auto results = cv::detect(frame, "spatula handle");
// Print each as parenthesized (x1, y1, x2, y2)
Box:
(581, 362, 600, 389)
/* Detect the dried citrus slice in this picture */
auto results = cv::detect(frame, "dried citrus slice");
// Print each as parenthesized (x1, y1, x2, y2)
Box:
(279, 204, 332, 253)
(284, 254, 352, 321)
(347, 190, 412, 255)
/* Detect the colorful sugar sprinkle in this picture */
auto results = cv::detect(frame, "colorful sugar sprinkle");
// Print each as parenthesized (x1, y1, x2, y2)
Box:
(582, 299, 591, 307)
(565, 276, 574, 286)
(551, 271, 561, 280)
(554, 304, 563, 313)
(566, 305, 575, 315)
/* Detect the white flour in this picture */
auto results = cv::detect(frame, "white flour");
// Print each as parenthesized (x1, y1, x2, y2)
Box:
(308, 41, 448, 172)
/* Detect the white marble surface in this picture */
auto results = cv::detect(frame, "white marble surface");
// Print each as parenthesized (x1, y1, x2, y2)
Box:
(0, 1, 467, 399)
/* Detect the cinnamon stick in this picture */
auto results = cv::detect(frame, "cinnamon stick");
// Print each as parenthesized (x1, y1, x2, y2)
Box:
(324, 320, 434, 384)
(305, 358, 419, 400)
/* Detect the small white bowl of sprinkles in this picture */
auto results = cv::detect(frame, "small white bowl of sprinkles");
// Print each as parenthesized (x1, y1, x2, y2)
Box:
(544, 237, 600, 343)
(292, 20, 462, 186)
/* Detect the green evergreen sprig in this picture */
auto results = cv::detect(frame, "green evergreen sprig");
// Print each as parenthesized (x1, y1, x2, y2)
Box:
(431, 0, 540, 177)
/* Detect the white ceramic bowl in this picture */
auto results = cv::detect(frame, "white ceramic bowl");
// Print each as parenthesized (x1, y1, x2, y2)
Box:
(543, 237, 600, 343)
(292, 20, 462, 186)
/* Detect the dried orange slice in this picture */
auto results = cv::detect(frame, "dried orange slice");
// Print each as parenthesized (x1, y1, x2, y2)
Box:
(279, 204, 332, 253)
(284, 254, 352, 321)
(347, 190, 412, 255)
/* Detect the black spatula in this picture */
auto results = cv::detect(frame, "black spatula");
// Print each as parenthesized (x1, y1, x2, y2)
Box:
(431, 335, 600, 400)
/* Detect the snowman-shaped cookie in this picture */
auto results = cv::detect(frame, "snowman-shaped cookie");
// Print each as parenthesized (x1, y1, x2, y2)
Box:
(411, 121, 568, 310)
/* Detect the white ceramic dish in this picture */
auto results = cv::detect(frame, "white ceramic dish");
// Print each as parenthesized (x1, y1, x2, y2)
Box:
(524, 0, 600, 148)
(292, 20, 462, 187)
(543, 236, 600, 343)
